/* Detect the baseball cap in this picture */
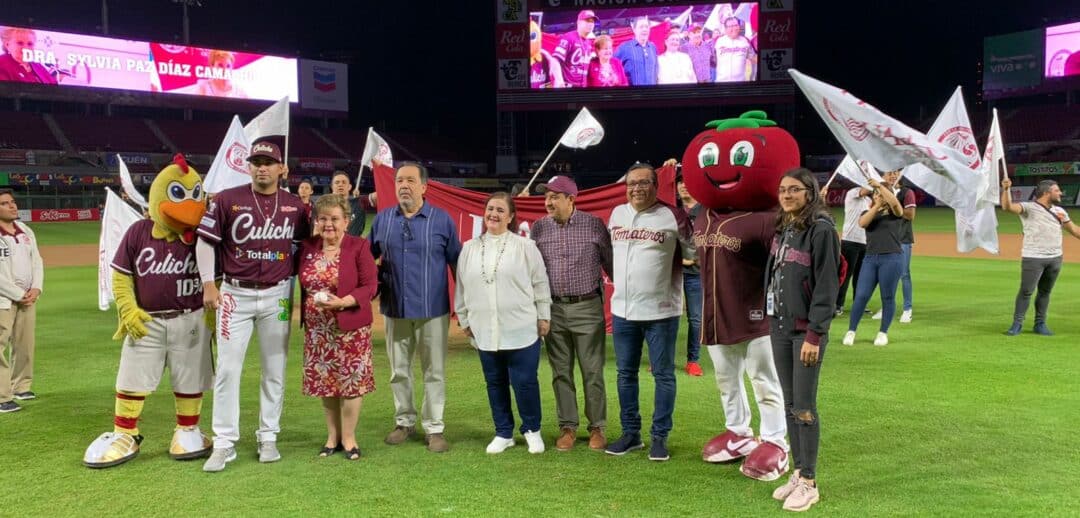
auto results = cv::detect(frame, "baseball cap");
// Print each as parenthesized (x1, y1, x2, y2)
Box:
(578, 10, 598, 22)
(536, 175, 579, 196)
(248, 137, 283, 163)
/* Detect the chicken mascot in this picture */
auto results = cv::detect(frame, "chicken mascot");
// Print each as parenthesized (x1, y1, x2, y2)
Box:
(84, 154, 212, 468)
(685, 111, 800, 481)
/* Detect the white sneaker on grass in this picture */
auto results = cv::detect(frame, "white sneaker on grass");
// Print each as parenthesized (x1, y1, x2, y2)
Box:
(202, 447, 237, 472)
(900, 309, 912, 323)
(874, 332, 889, 346)
(841, 331, 856, 346)
(486, 436, 515, 454)
(871, 310, 882, 320)
(257, 441, 281, 463)
(523, 430, 545, 454)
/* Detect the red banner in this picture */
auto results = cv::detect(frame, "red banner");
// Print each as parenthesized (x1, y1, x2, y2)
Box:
(29, 208, 100, 222)
(374, 164, 678, 332)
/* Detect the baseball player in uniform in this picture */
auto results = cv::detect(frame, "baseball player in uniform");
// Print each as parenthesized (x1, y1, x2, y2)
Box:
(197, 137, 309, 472)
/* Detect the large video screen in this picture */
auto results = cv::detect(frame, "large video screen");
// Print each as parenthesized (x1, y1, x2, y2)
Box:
(1045, 21, 1080, 78)
(0, 25, 298, 101)
(530, 3, 758, 89)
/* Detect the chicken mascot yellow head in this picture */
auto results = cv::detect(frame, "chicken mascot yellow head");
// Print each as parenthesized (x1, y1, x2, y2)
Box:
(149, 154, 206, 244)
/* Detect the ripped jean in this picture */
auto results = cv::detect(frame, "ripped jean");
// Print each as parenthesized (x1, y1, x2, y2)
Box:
(769, 316, 824, 480)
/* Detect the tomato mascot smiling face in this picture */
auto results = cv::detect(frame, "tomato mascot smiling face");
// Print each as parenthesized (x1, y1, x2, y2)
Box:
(681, 110, 801, 212)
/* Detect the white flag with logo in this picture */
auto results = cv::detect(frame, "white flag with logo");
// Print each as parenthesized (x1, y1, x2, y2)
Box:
(558, 107, 605, 149)
(360, 127, 393, 170)
(243, 96, 290, 158)
(789, 69, 982, 211)
(982, 108, 1005, 203)
(116, 155, 148, 210)
(834, 156, 883, 189)
(901, 87, 986, 210)
(204, 116, 252, 194)
(954, 108, 1006, 254)
(98, 188, 144, 311)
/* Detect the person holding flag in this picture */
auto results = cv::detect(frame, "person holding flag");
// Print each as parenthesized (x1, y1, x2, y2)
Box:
(842, 170, 914, 347)
(1000, 177, 1080, 336)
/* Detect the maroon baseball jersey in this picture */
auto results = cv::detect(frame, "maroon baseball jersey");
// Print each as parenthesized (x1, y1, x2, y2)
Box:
(694, 209, 776, 345)
(197, 185, 310, 284)
(552, 31, 591, 87)
(112, 219, 203, 312)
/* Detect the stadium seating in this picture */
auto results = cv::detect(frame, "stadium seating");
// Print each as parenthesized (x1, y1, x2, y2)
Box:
(50, 113, 165, 153)
(0, 112, 61, 150)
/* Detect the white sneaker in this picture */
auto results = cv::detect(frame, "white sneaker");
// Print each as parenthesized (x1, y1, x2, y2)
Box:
(841, 331, 856, 346)
(874, 332, 889, 346)
(485, 436, 515, 454)
(523, 430, 545, 454)
(871, 310, 883, 320)
(257, 441, 281, 463)
(202, 447, 237, 472)
(900, 309, 912, 323)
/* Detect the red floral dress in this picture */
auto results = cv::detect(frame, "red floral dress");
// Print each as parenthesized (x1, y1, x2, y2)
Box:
(300, 251, 375, 398)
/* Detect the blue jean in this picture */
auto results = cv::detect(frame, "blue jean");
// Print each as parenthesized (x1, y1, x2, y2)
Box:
(900, 243, 913, 311)
(848, 253, 904, 333)
(683, 273, 702, 363)
(612, 315, 678, 439)
(478, 340, 542, 438)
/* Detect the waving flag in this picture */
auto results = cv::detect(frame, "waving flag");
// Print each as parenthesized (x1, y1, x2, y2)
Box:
(204, 116, 252, 194)
(116, 155, 148, 210)
(558, 107, 605, 149)
(98, 188, 144, 311)
(244, 96, 290, 159)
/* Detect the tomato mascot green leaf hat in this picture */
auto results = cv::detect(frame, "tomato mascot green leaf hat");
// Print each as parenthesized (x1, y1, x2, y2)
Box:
(681, 110, 801, 211)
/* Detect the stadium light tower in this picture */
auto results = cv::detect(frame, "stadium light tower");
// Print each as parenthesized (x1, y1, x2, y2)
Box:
(171, 0, 203, 44)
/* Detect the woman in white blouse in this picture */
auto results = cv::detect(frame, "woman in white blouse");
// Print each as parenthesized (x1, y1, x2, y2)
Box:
(657, 31, 697, 85)
(455, 192, 552, 454)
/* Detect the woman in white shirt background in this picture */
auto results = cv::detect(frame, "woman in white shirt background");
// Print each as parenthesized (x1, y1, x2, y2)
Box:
(657, 30, 697, 85)
(455, 192, 552, 454)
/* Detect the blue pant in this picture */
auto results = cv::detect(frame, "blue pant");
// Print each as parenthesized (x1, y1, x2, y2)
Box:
(683, 273, 702, 363)
(612, 315, 678, 439)
(848, 253, 904, 333)
(900, 243, 913, 311)
(478, 340, 542, 438)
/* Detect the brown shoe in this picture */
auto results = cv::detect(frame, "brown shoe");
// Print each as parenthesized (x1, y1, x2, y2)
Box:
(384, 425, 414, 445)
(555, 427, 576, 451)
(588, 428, 607, 450)
(425, 433, 450, 453)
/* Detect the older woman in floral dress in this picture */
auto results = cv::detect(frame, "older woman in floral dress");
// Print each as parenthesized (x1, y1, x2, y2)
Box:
(298, 194, 378, 460)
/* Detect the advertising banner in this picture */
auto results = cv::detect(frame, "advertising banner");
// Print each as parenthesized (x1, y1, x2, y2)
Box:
(29, 208, 100, 222)
(299, 59, 348, 112)
(983, 30, 1044, 92)
(1010, 162, 1080, 176)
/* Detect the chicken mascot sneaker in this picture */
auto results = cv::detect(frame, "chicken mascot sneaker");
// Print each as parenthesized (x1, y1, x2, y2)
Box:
(684, 111, 800, 481)
(83, 154, 213, 468)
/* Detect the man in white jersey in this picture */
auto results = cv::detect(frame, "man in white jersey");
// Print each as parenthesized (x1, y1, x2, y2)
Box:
(1000, 178, 1080, 336)
(197, 137, 310, 471)
(714, 17, 756, 83)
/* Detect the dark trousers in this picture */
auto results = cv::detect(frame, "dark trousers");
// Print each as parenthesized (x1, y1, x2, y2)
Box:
(612, 315, 678, 439)
(836, 240, 866, 310)
(770, 317, 824, 480)
(683, 272, 702, 362)
(546, 298, 607, 430)
(1013, 256, 1063, 326)
(478, 340, 542, 438)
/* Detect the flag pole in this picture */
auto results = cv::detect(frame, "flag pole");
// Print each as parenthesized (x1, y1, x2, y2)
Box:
(519, 140, 561, 197)
(821, 169, 840, 191)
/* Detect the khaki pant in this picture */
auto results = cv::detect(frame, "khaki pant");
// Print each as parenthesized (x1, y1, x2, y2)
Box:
(0, 304, 34, 403)
(385, 315, 449, 434)
(546, 298, 606, 430)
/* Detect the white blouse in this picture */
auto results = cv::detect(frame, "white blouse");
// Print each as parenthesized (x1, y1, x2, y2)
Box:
(455, 231, 551, 351)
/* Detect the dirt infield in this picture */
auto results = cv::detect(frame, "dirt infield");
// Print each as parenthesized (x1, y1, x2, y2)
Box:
(41, 244, 100, 267)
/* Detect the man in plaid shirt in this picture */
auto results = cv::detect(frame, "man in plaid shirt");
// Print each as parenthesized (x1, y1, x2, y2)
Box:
(531, 176, 612, 452)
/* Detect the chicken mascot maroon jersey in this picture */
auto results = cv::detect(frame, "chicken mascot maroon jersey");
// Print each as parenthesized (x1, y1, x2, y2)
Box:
(684, 111, 799, 481)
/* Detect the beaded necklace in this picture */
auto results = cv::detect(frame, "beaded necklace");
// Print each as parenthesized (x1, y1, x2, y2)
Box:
(479, 232, 509, 285)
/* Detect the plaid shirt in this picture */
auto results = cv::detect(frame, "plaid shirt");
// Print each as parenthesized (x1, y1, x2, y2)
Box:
(531, 210, 613, 298)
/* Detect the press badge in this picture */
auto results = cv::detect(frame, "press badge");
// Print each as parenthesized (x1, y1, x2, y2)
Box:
(766, 292, 775, 316)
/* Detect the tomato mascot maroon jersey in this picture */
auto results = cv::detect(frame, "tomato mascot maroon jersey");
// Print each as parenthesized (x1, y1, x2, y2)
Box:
(682, 111, 799, 482)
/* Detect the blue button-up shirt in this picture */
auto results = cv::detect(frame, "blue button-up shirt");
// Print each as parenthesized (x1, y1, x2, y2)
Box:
(370, 201, 461, 319)
(614, 39, 659, 86)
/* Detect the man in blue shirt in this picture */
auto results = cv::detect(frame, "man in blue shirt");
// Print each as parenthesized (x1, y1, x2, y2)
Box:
(369, 162, 461, 453)
(614, 16, 659, 86)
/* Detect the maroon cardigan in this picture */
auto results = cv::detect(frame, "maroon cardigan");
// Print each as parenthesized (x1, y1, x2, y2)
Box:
(298, 234, 378, 331)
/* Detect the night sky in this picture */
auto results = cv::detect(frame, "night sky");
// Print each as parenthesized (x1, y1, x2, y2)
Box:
(3, 0, 1078, 168)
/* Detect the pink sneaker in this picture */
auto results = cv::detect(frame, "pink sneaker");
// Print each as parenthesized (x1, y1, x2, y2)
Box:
(782, 478, 820, 512)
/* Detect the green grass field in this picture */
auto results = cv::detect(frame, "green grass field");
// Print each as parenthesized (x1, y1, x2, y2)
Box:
(4, 219, 1078, 516)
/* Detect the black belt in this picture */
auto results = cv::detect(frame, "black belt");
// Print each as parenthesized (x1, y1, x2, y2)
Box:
(225, 277, 280, 290)
(149, 309, 194, 320)
(552, 292, 601, 304)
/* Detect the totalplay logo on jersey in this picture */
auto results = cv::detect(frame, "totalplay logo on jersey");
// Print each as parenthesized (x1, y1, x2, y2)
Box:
(234, 248, 288, 262)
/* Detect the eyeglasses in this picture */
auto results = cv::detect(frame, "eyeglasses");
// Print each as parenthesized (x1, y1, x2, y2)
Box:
(401, 219, 413, 241)
(777, 186, 808, 195)
(626, 181, 654, 190)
